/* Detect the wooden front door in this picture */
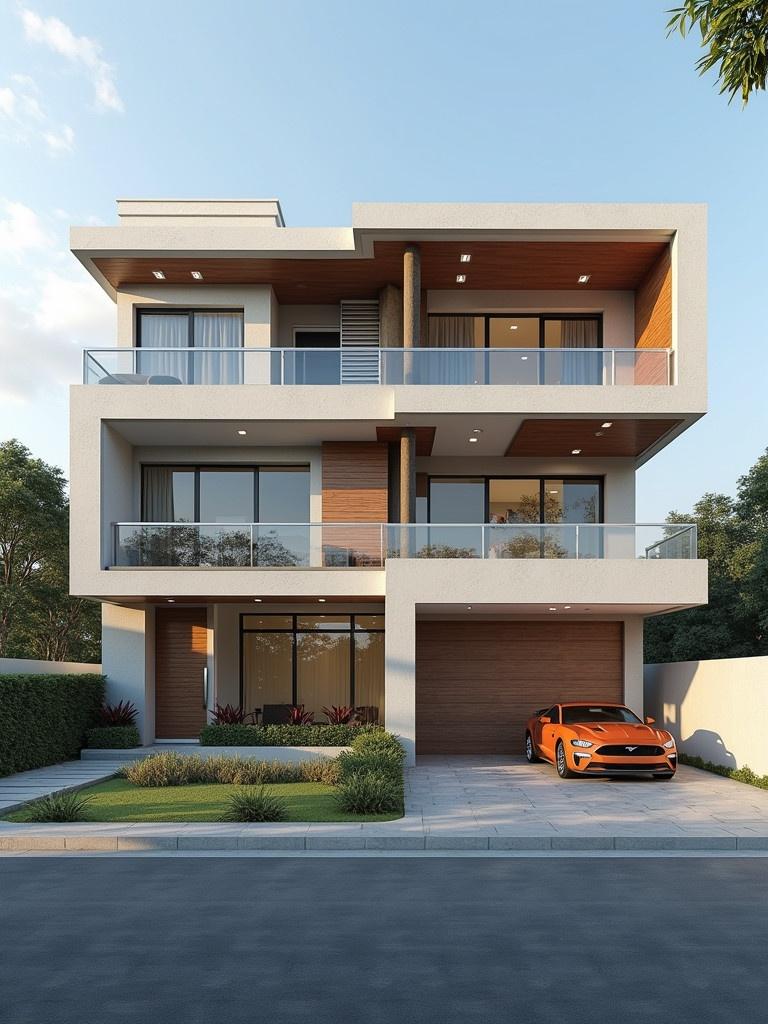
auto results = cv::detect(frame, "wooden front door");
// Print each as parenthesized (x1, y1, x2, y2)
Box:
(415, 620, 624, 755)
(155, 607, 209, 739)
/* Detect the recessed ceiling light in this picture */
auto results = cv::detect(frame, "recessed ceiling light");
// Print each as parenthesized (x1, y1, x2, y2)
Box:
(191, 271, 203, 280)
(152, 270, 166, 280)
(520, 355, 528, 360)
(237, 429, 247, 436)
(509, 324, 518, 330)
(601, 421, 613, 429)
(459, 254, 471, 263)
(472, 428, 483, 434)
(578, 274, 591, 284)
(564, 605, 571, 610)
(253, 598, 262, 603)
(167, 598, 175, 603)
(571, 448, 582, 455)
(467, 605, 472, 610)
(548, 607, 557, 611)
(468, 437, 479, 443)
(318, 598, 326, 603)
(594, 431, 604, 437)
(456, 274, 467, 284)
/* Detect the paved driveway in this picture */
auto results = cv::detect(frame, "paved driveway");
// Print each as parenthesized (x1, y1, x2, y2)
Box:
(408, 756, 768, 839)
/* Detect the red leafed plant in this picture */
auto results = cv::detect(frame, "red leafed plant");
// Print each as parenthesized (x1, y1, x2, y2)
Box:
(210, 703, 256, 725)
(287, 705, 315, 725)
(321, 705, 356, 725)
(97, 700, 138, 727)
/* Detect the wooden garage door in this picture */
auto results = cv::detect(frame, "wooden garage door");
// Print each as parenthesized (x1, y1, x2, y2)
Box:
(155, 608, 209, 739)
(416, 621, 623, 754)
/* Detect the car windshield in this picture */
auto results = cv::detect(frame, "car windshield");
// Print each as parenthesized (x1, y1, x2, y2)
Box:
(561, 705, 641, 725)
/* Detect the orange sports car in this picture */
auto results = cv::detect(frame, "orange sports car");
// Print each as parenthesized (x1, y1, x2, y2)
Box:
(524, 702, 677, 780)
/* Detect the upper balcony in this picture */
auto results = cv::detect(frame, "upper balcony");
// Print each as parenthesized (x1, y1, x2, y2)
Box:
(83, 345, 672, 387)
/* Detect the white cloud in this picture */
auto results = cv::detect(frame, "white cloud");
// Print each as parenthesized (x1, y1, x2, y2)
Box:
(0, 200, 54, 256)
(0, 75, 74, 154)
(42, 123, 74, 153)
(20, 8, 124, 113)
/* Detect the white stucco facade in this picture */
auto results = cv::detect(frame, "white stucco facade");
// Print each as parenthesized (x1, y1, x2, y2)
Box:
(68, 199, 708, 761)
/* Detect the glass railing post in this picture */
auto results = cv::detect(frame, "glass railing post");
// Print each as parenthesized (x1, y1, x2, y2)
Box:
(575, 524, 580, 560)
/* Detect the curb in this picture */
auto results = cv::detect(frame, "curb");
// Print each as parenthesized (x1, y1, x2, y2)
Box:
(1, 833, 767, 853)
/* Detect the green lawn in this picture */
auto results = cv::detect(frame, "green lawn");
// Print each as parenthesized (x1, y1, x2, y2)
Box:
(5, 778, 401, 823)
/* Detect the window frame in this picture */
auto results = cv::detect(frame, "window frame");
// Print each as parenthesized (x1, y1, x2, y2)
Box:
(239, 612, 385, 709)
(136, 308, 245, 348)
(426, 312, 604, 349)
(427, 476, 605, 524)
(140, 464, 310, 524)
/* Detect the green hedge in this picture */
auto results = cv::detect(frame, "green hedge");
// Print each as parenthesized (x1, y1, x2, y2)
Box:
(0, 673, 105, 776)
(199, 723, 382, 747)
(85, 725, 141, 749)
(678, 753, 768, 791)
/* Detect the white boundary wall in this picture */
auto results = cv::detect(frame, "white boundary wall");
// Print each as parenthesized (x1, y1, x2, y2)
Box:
(644, 657, 768, 776)
(0, 658, 102, 675)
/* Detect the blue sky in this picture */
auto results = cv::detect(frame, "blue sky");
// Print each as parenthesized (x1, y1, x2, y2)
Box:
(0, 0, 765, 519)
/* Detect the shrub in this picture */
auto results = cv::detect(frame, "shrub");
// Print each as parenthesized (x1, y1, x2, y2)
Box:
(200, 723, 380, 747)
(210, 703, 257, 725)
(0, 673, 105, 777)
(18, 790, 93, 823)
(121, 752, 341, 787)
(85, 725, 140, 749)
(122, 752, 198, 787)
(337, 749, 403, 783)
(287, 704, 314, 725)
(679, 753, 768, 790)
(334, 771, 402, 814)
(219, 787, 289, 822)
(322, 705, 356, 725)
(97, 700, 138, 727)
(351, 730, 405, 759)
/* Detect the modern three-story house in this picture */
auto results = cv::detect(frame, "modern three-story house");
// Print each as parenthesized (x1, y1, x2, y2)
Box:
(69, 199, 708, 762)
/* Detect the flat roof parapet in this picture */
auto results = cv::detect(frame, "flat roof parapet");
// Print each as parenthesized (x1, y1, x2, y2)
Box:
(116, 199, 285, 227)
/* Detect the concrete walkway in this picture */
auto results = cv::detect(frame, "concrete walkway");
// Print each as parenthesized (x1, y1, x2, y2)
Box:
(2, 756, 768, 852)
(0, 759, 127, 814)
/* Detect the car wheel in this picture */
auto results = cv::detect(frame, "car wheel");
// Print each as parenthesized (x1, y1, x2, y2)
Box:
(525, 733, 539, 763)
(555, 741, 575, 779)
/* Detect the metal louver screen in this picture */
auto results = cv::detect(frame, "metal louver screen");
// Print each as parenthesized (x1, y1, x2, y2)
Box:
(340, 300, 380, 383)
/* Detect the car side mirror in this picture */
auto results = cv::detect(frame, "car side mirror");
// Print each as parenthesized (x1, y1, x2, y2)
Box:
(539, 716, 552, 724)
(645, 716, 656, 725)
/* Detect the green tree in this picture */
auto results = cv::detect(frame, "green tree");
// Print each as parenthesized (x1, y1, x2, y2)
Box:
(644, 449, 768, 662)
(0, 439, 100, 662)
(667, 1, 768, 105)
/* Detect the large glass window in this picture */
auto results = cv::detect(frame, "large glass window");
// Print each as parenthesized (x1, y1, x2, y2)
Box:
(292, 330, 341, 385)
(240, 613, 385, 722)
(200, 470, 253, 524)
(137, 310, 243, 384)
(428, 478, 485, 557)
(142, 466, 309, 523)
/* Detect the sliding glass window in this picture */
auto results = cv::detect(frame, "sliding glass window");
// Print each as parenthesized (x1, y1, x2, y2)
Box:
(136, 465, 310, 567)
(240, 614, 384, 722)
(137, 310, 243, 384)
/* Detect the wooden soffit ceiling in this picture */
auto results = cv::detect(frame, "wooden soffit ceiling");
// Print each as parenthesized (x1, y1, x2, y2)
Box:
(506, 419, 683, 459)
(376, 426, 436, 456)
(92, 240, 668, 303)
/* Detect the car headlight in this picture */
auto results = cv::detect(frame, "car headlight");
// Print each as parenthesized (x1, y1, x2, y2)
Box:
(663, 738, 675, 749)
(570, 739, 593, 748)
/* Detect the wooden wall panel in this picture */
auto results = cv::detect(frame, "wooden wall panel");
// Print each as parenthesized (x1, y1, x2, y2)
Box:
(155, 607, 208, 739)
(416, 620, 624, 754)
(322, 442, 388, 566)
(634, 246, 672, 351)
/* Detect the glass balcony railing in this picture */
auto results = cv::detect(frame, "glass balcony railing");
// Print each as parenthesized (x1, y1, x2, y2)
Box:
(112, 522, 697, 568)
(84, 347, 672, 386)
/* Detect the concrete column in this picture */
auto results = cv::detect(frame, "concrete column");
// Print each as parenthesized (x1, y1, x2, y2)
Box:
(102, 602, 154, 745)
(384, 572, 416, 765)
(399, 429, 416, 524)
(403, 246, 421, 347)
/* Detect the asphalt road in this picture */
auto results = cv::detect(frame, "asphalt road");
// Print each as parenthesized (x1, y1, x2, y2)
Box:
(0, 856, 766, 1023)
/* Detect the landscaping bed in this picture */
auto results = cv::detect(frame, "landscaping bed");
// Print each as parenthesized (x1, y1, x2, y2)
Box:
(5, 730, 406, 824)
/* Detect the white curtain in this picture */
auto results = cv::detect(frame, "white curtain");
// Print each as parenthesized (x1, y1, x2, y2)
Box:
(142, 467, 175, 521)
(194, 313, 243, 384)
(137, 314, 189, 381)
(560, 319, 602, 384)
(426, 316, 476, 383)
